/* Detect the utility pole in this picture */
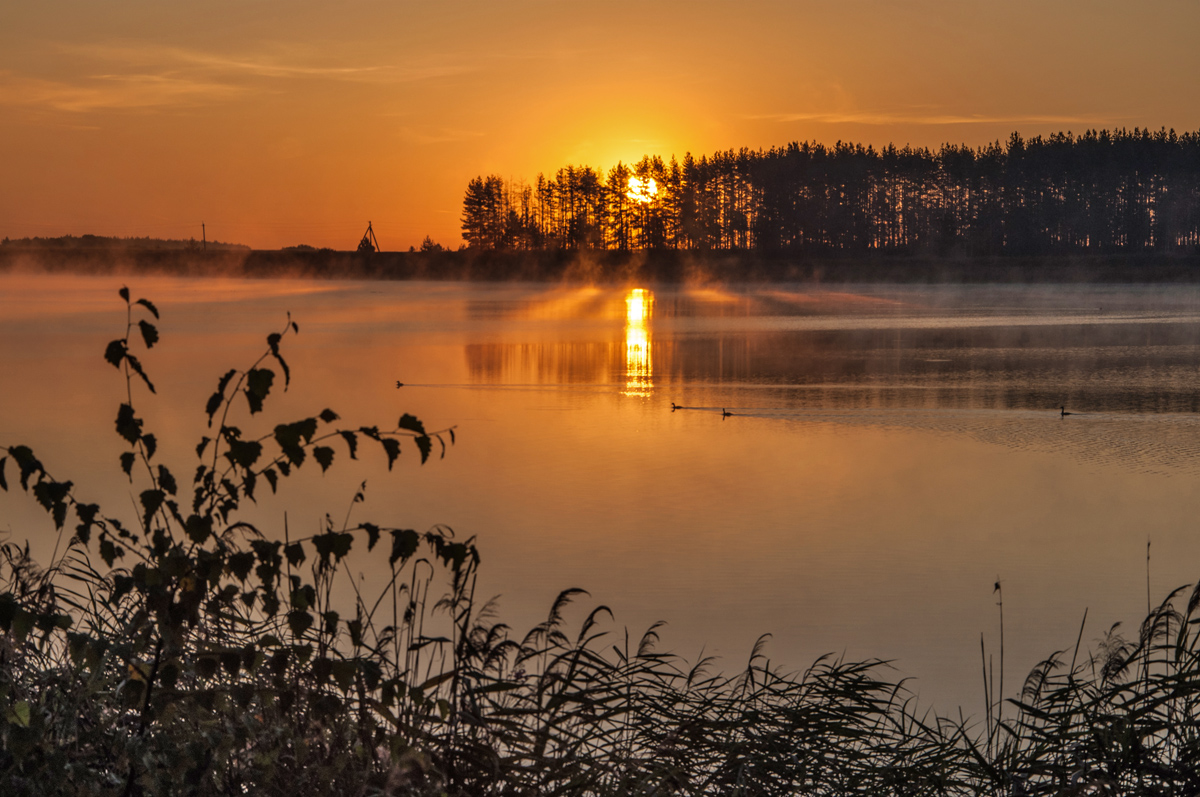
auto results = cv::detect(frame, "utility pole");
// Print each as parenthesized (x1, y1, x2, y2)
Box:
(358, 221, 380, 253)
(202, 223, 207, 252)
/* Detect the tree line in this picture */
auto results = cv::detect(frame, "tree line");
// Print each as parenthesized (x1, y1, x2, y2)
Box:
(462, 128, 1200, 256)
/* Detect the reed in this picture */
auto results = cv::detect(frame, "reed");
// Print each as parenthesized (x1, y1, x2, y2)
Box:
(2, 290, 1200, 795)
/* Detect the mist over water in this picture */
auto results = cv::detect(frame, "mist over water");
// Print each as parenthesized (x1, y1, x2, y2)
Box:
(4, 273, 1200, 713)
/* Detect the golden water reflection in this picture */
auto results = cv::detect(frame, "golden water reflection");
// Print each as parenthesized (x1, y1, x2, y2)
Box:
(624, 288, 653, 396)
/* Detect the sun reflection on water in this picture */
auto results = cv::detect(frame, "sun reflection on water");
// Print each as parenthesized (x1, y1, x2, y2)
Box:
(624, 288, 653, 396)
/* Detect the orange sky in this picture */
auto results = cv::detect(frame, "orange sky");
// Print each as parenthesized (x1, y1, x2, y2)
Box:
(2, 0, 1199, 251)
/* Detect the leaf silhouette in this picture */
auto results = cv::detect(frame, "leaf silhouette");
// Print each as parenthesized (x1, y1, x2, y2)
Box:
(104, 340, 126, 369)
(389, 529, 419, 565)
(115, 404, 142, 444)
(398, 413, 426, 435)
(244, 368, 274, 414)
(135, 297, 159, 318)
(313, 446, 334, 473)
(361, 522, 380, 550)
(139, 489, 164, 529)
(206, 369, 238, 425)
(381, 438, 400, 470)
(266, 332, 290, 387)
(156, 464, 177, 495)
(74, 503, 99, 545)
(124, 353, 156, 393)
(137, 319, 158, 349)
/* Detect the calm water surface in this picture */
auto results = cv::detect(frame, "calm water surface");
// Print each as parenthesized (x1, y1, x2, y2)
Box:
(4, 273, 1200, 713)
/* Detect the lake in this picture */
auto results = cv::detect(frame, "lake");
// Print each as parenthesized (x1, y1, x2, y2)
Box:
(4, 272, 1200, 714)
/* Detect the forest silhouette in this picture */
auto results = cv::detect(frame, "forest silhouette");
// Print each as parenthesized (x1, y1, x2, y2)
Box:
(8, 127, 1200, 284)
(462, 128, 1200, 257)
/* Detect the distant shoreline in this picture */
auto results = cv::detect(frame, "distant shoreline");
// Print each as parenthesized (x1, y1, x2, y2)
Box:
(3, 246, 1200, 284)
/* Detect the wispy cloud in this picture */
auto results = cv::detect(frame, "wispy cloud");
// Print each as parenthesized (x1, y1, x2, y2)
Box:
(64, 43, 474, 85)
(0, 42, 474, 112)
(0, 70, 243, 112)
(751, 111, 1115, 127)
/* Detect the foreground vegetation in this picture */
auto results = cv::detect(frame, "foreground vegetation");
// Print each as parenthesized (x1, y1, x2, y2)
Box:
(4, 291, 1200, 795)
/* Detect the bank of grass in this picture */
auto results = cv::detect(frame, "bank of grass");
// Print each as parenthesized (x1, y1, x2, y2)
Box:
(2, 289, 1199, 795)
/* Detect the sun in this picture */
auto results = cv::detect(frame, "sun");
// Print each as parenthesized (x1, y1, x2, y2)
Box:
(626, 175, 658, 204)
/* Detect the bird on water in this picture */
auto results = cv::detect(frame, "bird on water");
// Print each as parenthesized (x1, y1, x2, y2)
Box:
(671, 402, 681, 411)
(722, 408, 733, 418)
(1060, 406, 1073, 417)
